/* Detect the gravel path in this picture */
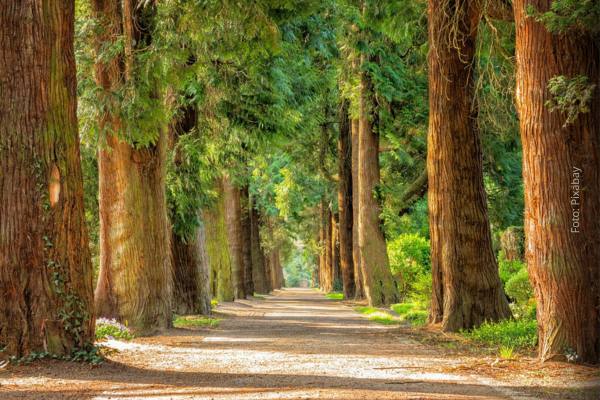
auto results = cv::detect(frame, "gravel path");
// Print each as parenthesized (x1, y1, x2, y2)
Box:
(1, 288, 598, 399)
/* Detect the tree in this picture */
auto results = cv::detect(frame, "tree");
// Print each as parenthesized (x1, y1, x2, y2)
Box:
(338, 99, 356, 299)
(223, 176, 246, 299)
(92, 0, 172, 333)
(427, 0, 511, 331)
(513, 0, 600, 362)
(0, 0, 94, 356)
(357, 51, 400, 306)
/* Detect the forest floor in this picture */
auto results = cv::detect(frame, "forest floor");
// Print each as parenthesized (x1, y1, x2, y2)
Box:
(1, 288, 599, 400)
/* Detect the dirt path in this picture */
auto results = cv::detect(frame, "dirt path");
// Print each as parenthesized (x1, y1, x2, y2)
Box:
(1, 288, 598, 399)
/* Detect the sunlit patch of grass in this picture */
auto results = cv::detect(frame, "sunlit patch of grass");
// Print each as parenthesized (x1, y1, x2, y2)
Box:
(173, 315, 220, 329)
(326, 292, 344, 300)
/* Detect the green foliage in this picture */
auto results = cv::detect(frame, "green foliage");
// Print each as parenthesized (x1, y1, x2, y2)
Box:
(173, 315, 221, 329)
(95, 318, 134, 341)
(505, 268, 533, 305)
(546, 75, 596, 127)
(462, 319, 538, 349)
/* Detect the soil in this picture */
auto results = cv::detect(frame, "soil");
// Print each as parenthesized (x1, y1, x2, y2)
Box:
(1, 288, 599, 399)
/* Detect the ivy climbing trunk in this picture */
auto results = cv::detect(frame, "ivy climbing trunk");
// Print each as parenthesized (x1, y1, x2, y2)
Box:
(0, 0, 94, 357)
(351, 118, 364, 299)
(250, 204, 269, 293)
(357, 56, 399, 306)
(240, 186, 255, 296)
(338, 100, 356, 299)
(223, 177, 246, 299)
(427, 0, 511, 331)
(172, 224, 211, 315)
(93, 0, 172, 333)
(513, 0, 600, 363)
(204, 182, 234, 302)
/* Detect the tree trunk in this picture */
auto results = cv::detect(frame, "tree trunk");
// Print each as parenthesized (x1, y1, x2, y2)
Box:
(427, 0, 511, 331)
(223, 177, 246, 299)
(240, 186, 254, 296)
(338, 100, 356, 299)
(0, 0, 94, 357)
(513, 0, 600, 363)
(204, 182, 234, 302)
(250, 204, 269, 293)
(92, 0, 172, 333)
(351, 118, 364, 299)
(357, 56, 399, 306)
(172, 224, 211, 315)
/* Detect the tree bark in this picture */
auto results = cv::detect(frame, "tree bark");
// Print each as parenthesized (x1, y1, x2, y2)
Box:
(351, 118, 364, 299)
(93, 0, 172, 333)
(513, 0, 600, 363)
(250, 204, 270, 293)
(427, 0, 511, 331)
(357, 56, 400, 306)
(223, 177, 246, 299)
(338, 99, 356, 299)
(240, 186, 254, 296)
(204, 182, 234, 302)
(172, 223, 211, 315)
(0, 0, 94, 357)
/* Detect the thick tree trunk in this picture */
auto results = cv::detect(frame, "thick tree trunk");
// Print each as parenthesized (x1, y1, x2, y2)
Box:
(240, 186, 254, 296)
(357, 57, 399, 306)
(351, 118, 364, 299)
(250, 204, 270, 293)
(172, 224, 211, 315)
(92, 0, 172, 333)
(0, 0, 94, 357)
(204, 182, 234, 302)
(427, 0, 511, 331)
(513, 0, 600, 363)
(223, 177, 246, 299)
(338, 100, 356, 298)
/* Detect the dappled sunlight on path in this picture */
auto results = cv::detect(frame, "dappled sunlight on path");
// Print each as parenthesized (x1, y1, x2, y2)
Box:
(1, 289, 598, 399)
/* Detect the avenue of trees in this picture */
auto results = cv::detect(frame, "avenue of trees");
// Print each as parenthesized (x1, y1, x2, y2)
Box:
(1, 0, 598, 365)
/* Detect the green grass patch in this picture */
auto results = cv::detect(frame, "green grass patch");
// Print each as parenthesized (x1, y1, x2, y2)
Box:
(325, 292, 344, 300)
(461, 319, 537, 349)
(173, 315, 221, 329)
(95, 318, 134, 341)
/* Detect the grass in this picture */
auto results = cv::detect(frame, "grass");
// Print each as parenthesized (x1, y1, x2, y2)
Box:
(461, 318, 537, 349)
(325, 292, 344, 300)
(173, 315, 221, 329)
(95, 318, 134, 341)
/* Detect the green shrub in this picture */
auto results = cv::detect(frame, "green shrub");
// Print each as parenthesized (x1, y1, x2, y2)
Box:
(95, 318, 134, 341)
(388, 234, 430, 298)
(505, 267, 533, 304)
(462, 319, 537, 349)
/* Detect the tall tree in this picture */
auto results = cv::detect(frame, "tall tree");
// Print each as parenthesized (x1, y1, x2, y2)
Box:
(427, 0, 511, 331)
(223, 176, 246, 299)
(513, 0, 600, 362)
(357, 52, 400, 306)
(338, 100, 356, 298)
(0, 0, 94, 356)
(93, 0, 172, 333)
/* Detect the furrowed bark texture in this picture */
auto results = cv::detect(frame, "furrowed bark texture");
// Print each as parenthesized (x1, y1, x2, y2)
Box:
(351, 118, 364, 299)
(513, 0, 600, 363)
(338, 100, 356, 298)
(223, 177, 246, 299)
(93, 0, 172, 333)
(172, 224, 211, 315)
(204, 182, 234, 302)
(250, 204, 270, 293)
(240, 186, 255, 296)
(0, 0, 94, 356)
(358, 57, 399, 306)
(427, 0, 511, 331)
